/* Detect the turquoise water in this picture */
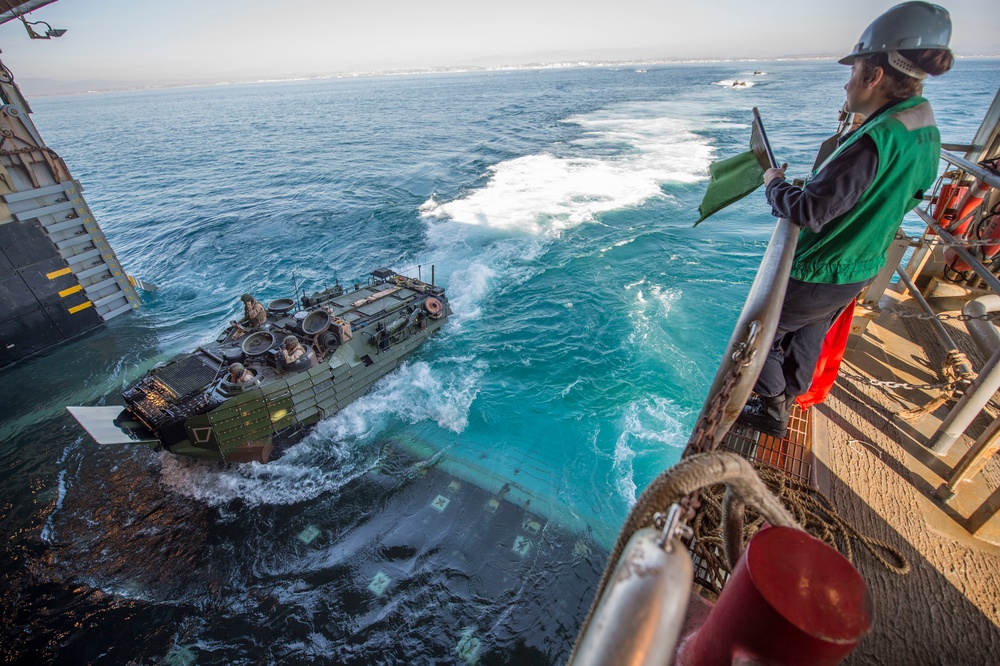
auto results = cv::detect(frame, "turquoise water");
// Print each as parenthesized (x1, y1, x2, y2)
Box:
(2, 60, 997, 662)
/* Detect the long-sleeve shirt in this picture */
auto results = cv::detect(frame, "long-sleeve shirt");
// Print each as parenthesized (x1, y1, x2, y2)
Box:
(765, 137, 878, 232)
(763, 100, 913, 232)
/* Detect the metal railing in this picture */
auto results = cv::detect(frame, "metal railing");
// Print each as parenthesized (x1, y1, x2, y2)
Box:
(684, 108, 797, 456)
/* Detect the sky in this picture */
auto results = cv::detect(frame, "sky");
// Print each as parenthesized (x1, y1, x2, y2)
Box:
(0, 0, 996, 94)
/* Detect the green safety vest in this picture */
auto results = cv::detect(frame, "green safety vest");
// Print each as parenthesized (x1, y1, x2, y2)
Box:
(792, 96, 940, 284)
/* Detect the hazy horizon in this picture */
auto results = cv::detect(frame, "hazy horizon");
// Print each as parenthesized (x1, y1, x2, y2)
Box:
(1, 0, 997, 97)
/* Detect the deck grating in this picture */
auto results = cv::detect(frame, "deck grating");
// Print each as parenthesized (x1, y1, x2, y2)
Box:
(689, 404, 816, 595)
(720, 402, 814, 486)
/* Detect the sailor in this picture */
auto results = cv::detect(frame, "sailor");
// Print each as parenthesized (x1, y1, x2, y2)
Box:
(280, 335, 305, 364)
(242, 293, 267, 326)
(739, 1, 954, 438)
(228, 362, 254, 383)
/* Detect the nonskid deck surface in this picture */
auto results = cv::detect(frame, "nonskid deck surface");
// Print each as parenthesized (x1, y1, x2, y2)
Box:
(719, 287, 1000, 662)
(805, 288, 1000, 663)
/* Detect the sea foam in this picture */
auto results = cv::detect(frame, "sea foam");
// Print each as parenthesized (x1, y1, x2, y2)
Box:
(421, 102, 713, 237)
(612, 397, 689, 506)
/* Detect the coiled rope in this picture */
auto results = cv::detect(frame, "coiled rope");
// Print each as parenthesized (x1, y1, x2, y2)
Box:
(691, 463, 910, 597)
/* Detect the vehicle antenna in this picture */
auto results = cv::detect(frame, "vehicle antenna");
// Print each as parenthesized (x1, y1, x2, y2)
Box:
(292, 271, 299, 304)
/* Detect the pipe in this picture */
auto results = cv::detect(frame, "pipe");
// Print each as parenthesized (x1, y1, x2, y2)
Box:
(895, 267, 962, 352)
(568, 529, 693, 666)
(963, 294, 1000, 357)
(940, 150, 1000, 192)
(930, 345, 1000, 456)
(893, 266, 975, 386)
(936, 414, 1000, 501)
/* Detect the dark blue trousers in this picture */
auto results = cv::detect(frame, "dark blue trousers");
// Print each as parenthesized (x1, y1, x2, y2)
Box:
(754, 277, 868, 399)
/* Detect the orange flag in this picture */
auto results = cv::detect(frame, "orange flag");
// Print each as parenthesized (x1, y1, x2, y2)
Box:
(796, 301, 856, 410)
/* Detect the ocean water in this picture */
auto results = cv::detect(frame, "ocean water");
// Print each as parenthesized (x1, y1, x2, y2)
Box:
(2, 60, 997, 664)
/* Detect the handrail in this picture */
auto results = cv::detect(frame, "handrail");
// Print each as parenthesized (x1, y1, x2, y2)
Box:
(893, 266, 961, 351)
(939, 150, 1000, 191)
(913, 208, 1000, 295)
(685, 108, 797, 452)
(685, 220, 798, 449)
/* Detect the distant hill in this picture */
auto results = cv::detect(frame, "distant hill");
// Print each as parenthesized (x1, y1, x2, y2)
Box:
(17, 53, 998, 98)
(17, 76, 218, 97)
(18, 77, 131, 96)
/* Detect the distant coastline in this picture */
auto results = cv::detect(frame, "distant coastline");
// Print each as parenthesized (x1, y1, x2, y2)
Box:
(19, 54, 999, 99)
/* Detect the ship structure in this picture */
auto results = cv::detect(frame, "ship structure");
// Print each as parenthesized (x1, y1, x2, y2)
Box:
(69, 268, 450, 463)
(0, 4, 141, 369)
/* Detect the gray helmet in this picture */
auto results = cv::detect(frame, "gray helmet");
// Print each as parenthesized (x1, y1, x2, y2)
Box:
(839, 2, 951, 65)
(283, 335, 298, 346)
(241, 293, 253, 303)
(230, 362, 245, 373)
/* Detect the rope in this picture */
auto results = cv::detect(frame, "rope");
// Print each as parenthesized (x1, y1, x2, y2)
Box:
(691, 464, 910, 597)
(896, 349, 977, 421)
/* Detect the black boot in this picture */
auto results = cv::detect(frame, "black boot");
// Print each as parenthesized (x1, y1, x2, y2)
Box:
(737, 393, 793, 438)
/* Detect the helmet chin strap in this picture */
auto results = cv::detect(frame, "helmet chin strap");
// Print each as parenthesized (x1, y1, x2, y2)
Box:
(886, 50, 929, 80)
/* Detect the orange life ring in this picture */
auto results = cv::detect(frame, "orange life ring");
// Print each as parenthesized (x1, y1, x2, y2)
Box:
(424, 297, 443, 318)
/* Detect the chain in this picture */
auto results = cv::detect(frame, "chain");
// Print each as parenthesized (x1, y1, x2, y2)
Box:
(685, 370, 740, 454)
(681, 321, 762, 523)
(855, 300, 1000, 322)
(929, 236, 1000, 248)
(686, 320, 760, 457)
(841, 371, 970, 391)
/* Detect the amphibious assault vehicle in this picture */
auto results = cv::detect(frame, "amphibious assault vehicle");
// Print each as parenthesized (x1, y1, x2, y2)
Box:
(68, 268, 450, 462)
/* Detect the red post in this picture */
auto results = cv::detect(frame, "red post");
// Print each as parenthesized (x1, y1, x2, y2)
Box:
(676, 525, 872, 665)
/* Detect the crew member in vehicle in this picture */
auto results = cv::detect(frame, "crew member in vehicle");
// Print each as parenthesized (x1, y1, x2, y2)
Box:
(739, 1, 954, 438)
(233, 293, 267, 330)
(280, 335, 305, 364)
(228, 362, 254, 383)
